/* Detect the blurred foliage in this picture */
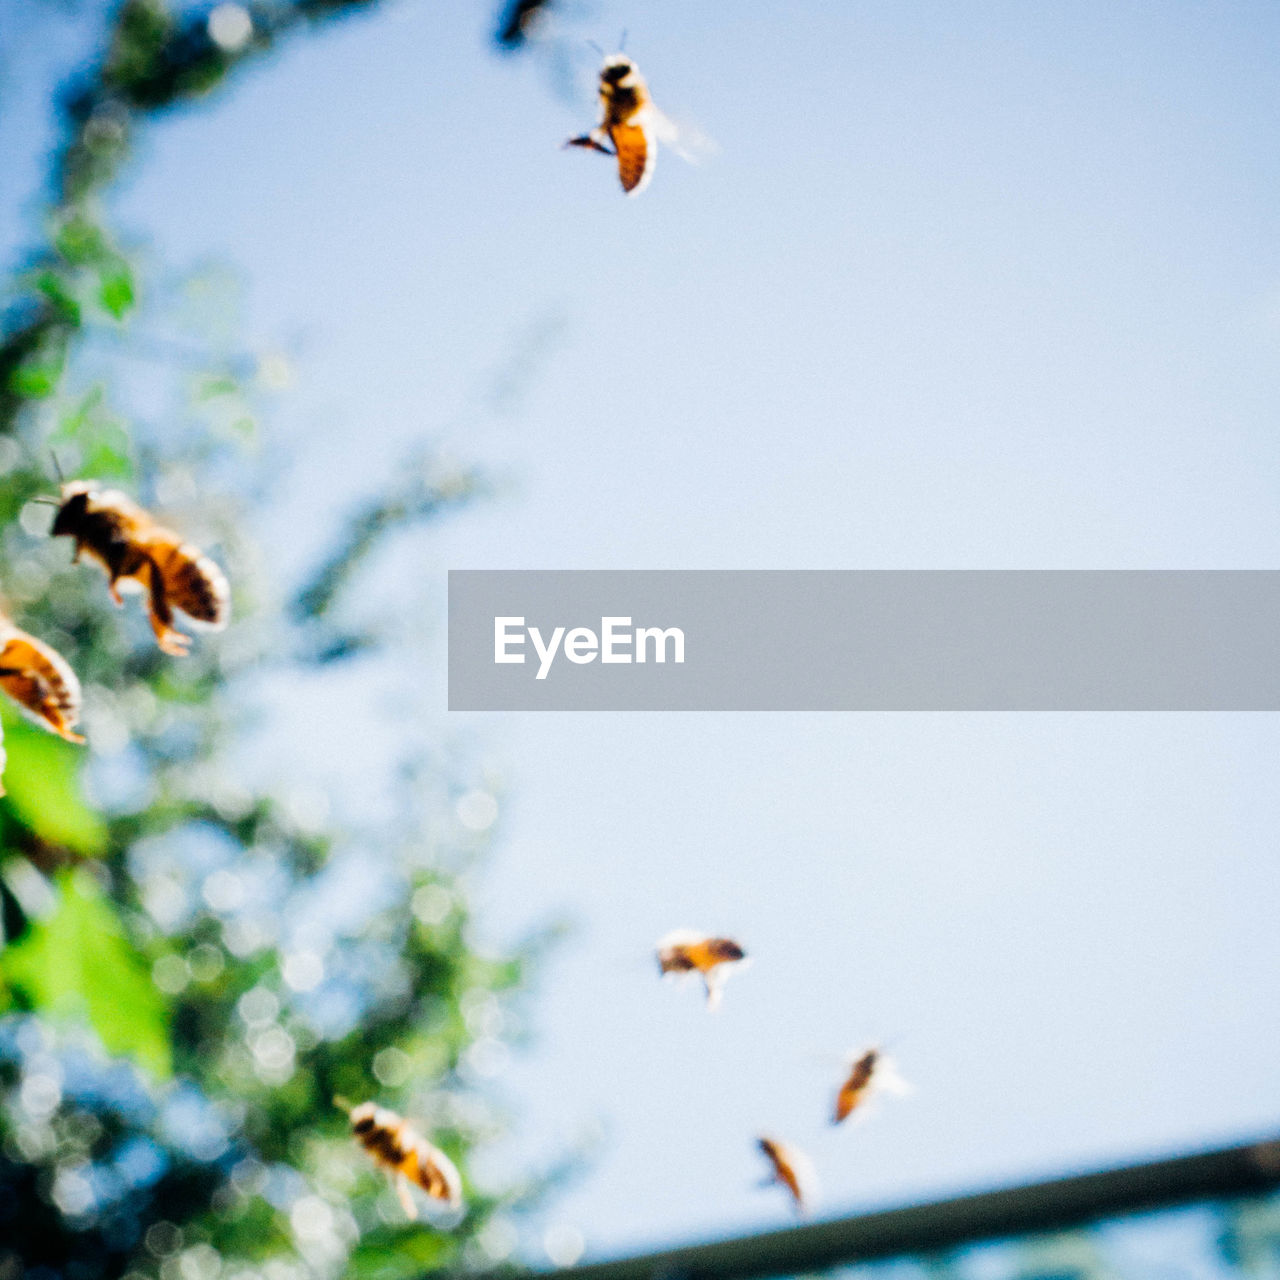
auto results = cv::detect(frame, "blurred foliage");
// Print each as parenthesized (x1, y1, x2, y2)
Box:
(0, 1, 566, 1277)
(3, 871, 171, 1079)
(494, 0, 555, 51)
(1222, 1195, 1280, 1276)
(821, 1201, 1280, 1280)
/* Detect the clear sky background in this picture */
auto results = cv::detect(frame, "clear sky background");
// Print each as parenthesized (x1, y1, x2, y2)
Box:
(4, 0, 1280, 1262)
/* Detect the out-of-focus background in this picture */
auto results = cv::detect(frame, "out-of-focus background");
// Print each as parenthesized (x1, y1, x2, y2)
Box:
(1, 0, 1278, 1274)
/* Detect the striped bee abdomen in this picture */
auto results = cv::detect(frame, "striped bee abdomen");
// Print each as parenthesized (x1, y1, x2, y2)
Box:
(149, 540, 230, 627)
(0, 626, 84, 744)
(610, 121, 656, 195)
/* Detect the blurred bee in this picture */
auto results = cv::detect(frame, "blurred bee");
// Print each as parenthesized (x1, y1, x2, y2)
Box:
(0, 613, 84, 746)
(656, 929, 746, 1010)
(757, 1136, 815, 1213)
(45, 481, 229, 657)
(833, 1046, 910, 1125)
(346, 1100, 463, 1219)
(565, 52, 661, 195)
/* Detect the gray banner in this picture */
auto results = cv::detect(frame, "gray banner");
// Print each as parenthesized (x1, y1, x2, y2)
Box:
(447, 571, 1280, 711)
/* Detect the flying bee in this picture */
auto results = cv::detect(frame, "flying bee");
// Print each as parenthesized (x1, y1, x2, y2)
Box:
(345, 1100, 463, 1219)
(756, 1136, 816, 1214)
(833, 1046, 910, 1125)
(0, 613, 84, 746)
(656, 929, 746, 1010)
(565, 52, 662, 195)
(42, 481, 229, 657)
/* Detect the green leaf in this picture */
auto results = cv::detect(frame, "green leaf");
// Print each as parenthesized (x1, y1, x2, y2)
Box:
(0, 710, 107, 856)
(59, 384, 105, 436)
(195, 374, 239, 401)
(34, 271, 83, 327)
(0, 873, 27, 944)
(79, 427, 135, 480)
(53, 216, 110, 267)
(99, 263, 136, 319)
(346, 1226, 456, 1280)
(8, 344, 66, 399)
(0, 870, 171, 1078)
(51, 387, 136, 481)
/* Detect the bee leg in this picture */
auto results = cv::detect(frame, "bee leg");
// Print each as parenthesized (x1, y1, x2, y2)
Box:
(703, 974, 723, 1012)
(393, 1172, 419, 1220)
(143, 556, 190, 657)
(564, 131, 616, 155)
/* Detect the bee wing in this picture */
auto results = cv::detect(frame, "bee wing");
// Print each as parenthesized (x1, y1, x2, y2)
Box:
(650, 107, 717, 165)
(704, 971, 725, 1011)
(609, 119, 656, 194)
(874, 1056, 913, 1097)
(656, 927, 705, 950)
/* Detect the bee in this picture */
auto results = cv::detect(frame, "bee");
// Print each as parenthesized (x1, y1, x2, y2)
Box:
(0, 614, 84, 747)
(45, 481, 229, 657)
(656, 929, 746, 1010)
(565, 52, 661, 195)
(757, 1136, 816, 1213)
(833, 1046, 909, 1124)
(346, 1100, 463, 1219)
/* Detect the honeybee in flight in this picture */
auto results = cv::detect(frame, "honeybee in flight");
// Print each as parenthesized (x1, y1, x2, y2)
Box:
(656, 929, 746, 1010)
(833, 1046, 909, 1124)
(565, 51, 662, 195)
(757, 1136, 816, 1214)
(0, 613, 84, 747)
(44, 481, 229, 656)
(345, 1100, 463, 1219)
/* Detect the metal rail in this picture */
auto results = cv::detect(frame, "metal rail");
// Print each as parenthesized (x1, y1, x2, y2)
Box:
(463, 1135, 1280, 1280)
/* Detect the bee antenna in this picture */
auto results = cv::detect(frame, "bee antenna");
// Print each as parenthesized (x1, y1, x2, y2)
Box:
(28, 496, 61, 507)
(50, 450, 65, 484)
(618, 28, 628, 51)
(586, 38, 603, 55)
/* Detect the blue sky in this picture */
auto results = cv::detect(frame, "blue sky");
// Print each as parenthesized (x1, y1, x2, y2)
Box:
(5, 0, 1280, 1262)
